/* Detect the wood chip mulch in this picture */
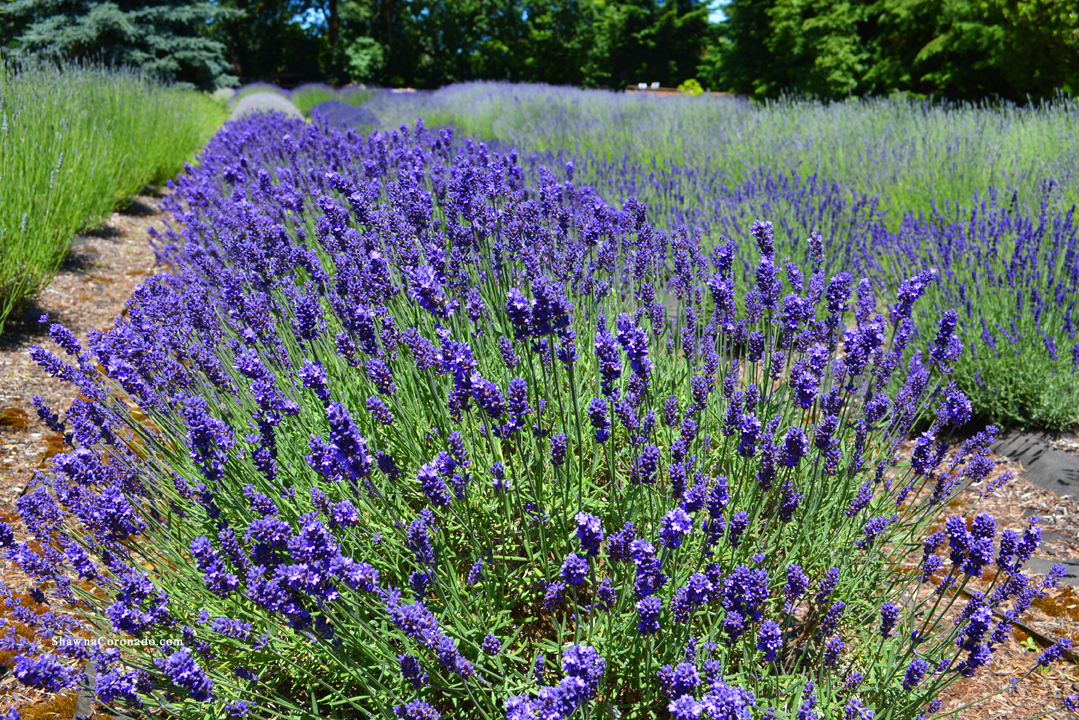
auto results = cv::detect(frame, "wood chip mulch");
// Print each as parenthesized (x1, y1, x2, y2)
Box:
(0, 204, 1077, 718)
(0, 195, 161, 719)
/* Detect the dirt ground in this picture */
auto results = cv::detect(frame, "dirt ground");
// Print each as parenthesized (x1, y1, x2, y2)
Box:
(0, 200, 1076, 718)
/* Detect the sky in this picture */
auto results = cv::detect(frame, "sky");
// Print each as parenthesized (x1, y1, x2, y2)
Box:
(297, 2, 727, 30)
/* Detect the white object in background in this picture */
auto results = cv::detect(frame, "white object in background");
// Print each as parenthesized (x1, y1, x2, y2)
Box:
(650, 82, 659, 89)
(638, 83, 647, 89)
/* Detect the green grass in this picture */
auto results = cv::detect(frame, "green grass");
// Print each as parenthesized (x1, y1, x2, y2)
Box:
(0, 59, 228, 334)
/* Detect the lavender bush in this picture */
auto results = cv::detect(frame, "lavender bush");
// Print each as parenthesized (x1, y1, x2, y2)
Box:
(363, 82, 1079, 220)
(0, 58, 227, 333)
(3, 114, 1075, 720)
(878, 191, 1079, 429)
(229, 82, 291, 106)
(290, 83, 339, 115)
(229, 92, 302, 121)
(309, 100, 379, 130)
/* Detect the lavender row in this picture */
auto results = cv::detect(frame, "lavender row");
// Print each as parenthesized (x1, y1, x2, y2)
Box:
(2, 113, 1073, 720)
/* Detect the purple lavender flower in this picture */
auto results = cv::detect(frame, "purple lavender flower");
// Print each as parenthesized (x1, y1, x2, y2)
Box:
(399, 654, 428, 689)
(781, 427, 809, 467)
(575, 513, 604, 557)
(482, 634, 501, 655)
(471, 373, 506, 419)
(594, 577, 616, 611)
(550, 433, 568, 467)
(880, 601, 899, 638)
(671, 573, 713, 622)
(823, 635, 844, 668)
(366, 395, 394, 425)
(631, 444, 661, 485)
(190, 536, 239, 597)
(902, 658, 929, 690)
(561, 644, 605, 699)
(816, 567, 840, 603)
(721, 565, 769, 621)
(408, 518, 436, 565)
(663, 395, 679, 427)
(636, 595, 662, 635)
(757, 620, 782, 662)
(409, 265, 456, 319)
(417, 461, 452, 507)
(751, 220, 775, 256)
(13, 654, 74, 692)
(505, 289, 533, 339)
(659, 661, 700, 698)
(785, 564, 809, 603)
(497, 337, 520, 370)
(560, 552, 589, 586)
(669, 695, 704, 720)
(154, 647, 214, 702)
(587, 397, 611, 442)
(393, 699, 441, 720)
(595, 317, 623, 396)
(1037, 638, 1072, 667)
(929, 310, 963, 371)
(820, 601, 845, 635)
(366, 358, 396, 395)
(701, 678, 755, 720)
(225, 701, 251, 717)
(607, 522, 636, 562)
(736, 413, 762, 458)
(660, 507, 694, 549)
(727, 510, 749, 548)
(616, 313, 652, 379)
(544, 581, 565, 611)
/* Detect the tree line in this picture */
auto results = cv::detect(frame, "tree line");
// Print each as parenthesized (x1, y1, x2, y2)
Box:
(1, 0, 1075, 101)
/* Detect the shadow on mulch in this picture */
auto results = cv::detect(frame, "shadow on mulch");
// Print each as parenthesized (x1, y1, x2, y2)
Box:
(57, 245, 99, 273)
(116, 196, 159, 217)
(0, 302, 53, 352)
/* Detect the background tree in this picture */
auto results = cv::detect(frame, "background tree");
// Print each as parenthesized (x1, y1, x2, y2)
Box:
(1, 0, 238, 89)
(331, 0, 709, 89)
(210, 0, 325, 84)
(701, 0, 1078, 101)
(582, 0, 711, 88)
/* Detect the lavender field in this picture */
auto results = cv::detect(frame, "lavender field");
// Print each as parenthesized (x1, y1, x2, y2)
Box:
(356, 84, 1079, 430)
(3, 86, 1078, 720)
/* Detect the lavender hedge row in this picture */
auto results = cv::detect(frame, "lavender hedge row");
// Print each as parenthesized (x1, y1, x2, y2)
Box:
(363, 84, 1079, 428)
(1, 113, 1074, 720)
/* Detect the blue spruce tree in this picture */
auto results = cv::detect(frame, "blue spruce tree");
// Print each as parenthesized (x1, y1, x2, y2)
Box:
(3, 1, 238, 89)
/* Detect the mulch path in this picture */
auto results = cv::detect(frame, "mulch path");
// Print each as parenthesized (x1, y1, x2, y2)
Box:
(0, 195, 160, 719)
(0, 199, 1077, 718)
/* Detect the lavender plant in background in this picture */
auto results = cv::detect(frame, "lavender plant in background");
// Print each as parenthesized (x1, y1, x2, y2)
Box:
(290, 83, 338, 114)
(881, 190, 1079, 428)
(3, 113, 1074, 720)
(229, 81, 291, 106)
(229, 92, 302, 121)
(310, 100, 379, 130)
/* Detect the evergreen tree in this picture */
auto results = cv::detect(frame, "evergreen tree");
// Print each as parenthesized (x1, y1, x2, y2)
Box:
(2, 1, 238, 90)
